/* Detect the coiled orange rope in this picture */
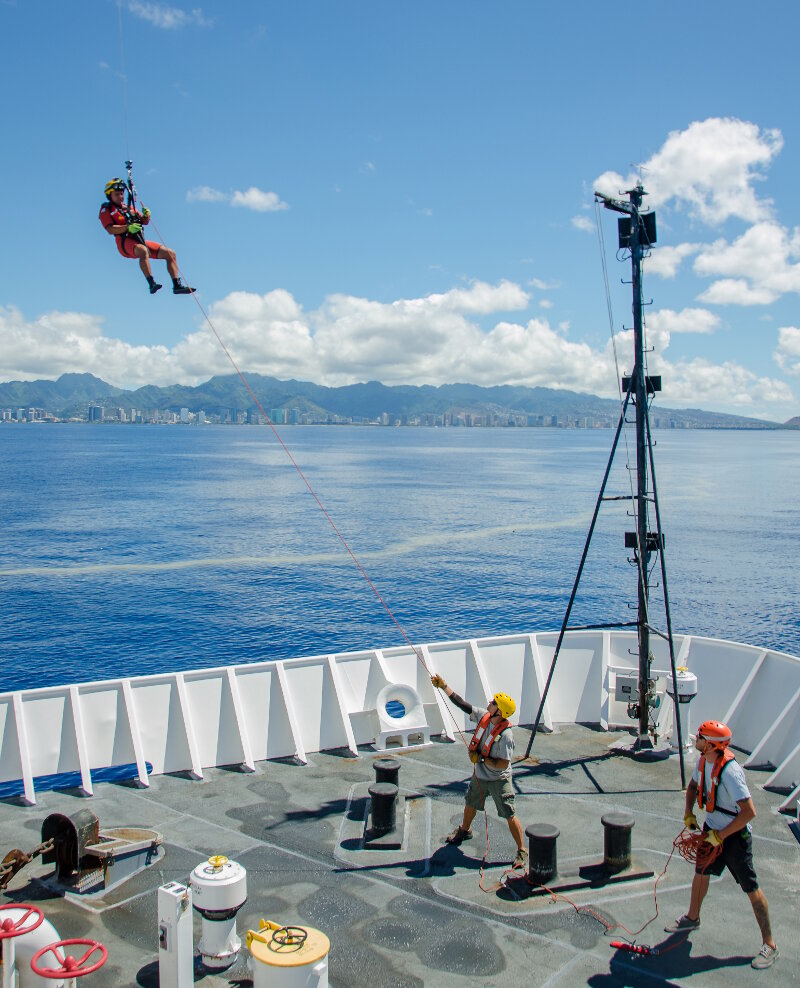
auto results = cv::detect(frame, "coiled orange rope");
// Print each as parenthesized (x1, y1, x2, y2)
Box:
(674, 828, 723, 873)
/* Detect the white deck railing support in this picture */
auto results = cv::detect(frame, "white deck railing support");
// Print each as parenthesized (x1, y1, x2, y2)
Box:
(1, 631, 798, 813)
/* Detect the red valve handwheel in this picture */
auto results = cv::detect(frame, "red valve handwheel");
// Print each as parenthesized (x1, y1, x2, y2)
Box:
(30, 939, 107, 979)
(0, 904, 44, 939)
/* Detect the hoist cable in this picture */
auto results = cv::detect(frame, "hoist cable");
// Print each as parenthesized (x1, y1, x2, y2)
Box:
(117, 0, 131, 163)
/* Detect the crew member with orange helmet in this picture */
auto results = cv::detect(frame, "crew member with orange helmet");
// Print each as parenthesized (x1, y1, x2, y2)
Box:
(431, 674, 528, 871)
(665, 719, 779, 970)
(99, 178, 195, 296)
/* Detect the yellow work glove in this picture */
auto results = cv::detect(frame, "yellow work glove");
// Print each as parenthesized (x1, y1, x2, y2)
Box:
(431, 674, 447, 689)
(469, 750, 480, 764)
(704, 829, 723, 847)
(684, 812, 698, 831)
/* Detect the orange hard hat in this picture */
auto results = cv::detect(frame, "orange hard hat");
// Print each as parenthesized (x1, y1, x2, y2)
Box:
(697, 720, 732, 748)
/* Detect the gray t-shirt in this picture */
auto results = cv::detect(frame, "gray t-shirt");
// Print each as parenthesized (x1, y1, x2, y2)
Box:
(469, 706, 514, 782)
(692, 754, 751, 833)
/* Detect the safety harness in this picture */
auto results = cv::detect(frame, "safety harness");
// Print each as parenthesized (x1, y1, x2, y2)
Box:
(697, 747, 737, 815)
(103, 160, 147, 253)
(101, 199, 146, 252)
(468, 712, 510, 759)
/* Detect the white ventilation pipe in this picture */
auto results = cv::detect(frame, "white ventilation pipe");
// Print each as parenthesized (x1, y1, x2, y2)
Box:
(1, 908, 65, 988)
(189, 855, 247, 969)
(666, 669, 698, 751)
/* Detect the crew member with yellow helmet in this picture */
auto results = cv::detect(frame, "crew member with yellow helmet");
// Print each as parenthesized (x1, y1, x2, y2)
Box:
(431, 674, 527, 870)
(665, 720, 779, 970)
(99, 178, 195, 296)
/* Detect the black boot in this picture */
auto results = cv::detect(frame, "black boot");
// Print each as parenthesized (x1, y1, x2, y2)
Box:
(148, 278, 162, 295)
(172, 279, 195, 295)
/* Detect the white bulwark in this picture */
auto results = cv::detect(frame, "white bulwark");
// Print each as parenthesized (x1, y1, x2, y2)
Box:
(1, 630, 798, 814)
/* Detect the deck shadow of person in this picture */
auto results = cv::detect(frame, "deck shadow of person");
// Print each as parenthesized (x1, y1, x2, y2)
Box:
(335, 842, 509, 880)
(596, 935, 752, 985)
(426, 842, 508, 878)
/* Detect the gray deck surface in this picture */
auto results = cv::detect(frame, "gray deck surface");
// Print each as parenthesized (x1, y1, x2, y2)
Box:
(1, 724, 797, 987)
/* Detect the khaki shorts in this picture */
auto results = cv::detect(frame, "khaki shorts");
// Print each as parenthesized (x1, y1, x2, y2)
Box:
(465, 775, 516, 819)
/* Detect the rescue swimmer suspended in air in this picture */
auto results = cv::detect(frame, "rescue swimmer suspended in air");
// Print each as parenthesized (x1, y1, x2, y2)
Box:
(98, 167, 195, 296)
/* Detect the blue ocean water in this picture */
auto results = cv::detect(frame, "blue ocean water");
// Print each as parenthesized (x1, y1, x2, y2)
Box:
(1, 424, 798, 693)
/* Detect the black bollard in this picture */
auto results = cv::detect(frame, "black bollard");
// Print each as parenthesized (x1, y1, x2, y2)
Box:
(525, 824, 560, 885)
(373, 757, 401, 787)
(601, 812, 634, 874)
(368, 782, 398, 833)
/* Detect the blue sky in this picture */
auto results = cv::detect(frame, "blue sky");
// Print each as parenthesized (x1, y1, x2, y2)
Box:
(2, 1, 800, 420)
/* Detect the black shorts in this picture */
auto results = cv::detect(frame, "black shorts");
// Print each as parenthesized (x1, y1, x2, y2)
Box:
(698, 827, 759, 893)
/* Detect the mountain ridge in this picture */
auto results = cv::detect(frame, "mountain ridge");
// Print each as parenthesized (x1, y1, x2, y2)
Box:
(0, 372, 791, 429)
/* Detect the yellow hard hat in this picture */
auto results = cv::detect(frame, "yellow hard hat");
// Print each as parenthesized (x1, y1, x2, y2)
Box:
(105, 177, 126, 197)
(493, 692, 516, 719)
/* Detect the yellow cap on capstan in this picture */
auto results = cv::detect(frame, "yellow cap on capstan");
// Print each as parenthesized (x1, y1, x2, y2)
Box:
(493, 692, 516, 719)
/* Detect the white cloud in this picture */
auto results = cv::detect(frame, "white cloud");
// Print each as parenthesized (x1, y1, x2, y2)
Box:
(127, 2, 210, 29)
(647, 307, 721, 336)
(1, 283, 793, 419)
(774, 327, 800, 375)
(697, 279, 778, 306)
(571, 215, 594, 233)
(186, 185, 228, 203)
(644, 243, 700, 279)
(0, 285, 575, 392)
(652, 358, 793, 411)
(231, 188, 289, 212)
(594, 118, 783, 225)
(694, 222, 800, 305)
(425, 280, 529, 314)
(539, 299, 553, 309)
(186, 185, 289, 212)
(0, 306, 174, 387)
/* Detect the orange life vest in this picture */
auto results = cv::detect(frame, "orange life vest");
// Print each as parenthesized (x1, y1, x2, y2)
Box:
(468, 712, 510, 759)
(697, 747, 736, 814)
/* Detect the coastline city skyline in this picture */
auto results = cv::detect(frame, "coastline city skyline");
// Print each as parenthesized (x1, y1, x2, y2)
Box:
(0, 371, 790, 430)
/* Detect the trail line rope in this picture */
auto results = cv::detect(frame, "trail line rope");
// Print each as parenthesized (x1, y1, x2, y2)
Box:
(113, 0, 473, 782)
(512, 826, 712, 953)
(160, 247, 501, 862)
(154, 216, 434, 672)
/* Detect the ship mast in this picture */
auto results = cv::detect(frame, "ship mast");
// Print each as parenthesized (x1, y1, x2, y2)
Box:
(601, 183, 656, 747)
(522, 182, 687, 786)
